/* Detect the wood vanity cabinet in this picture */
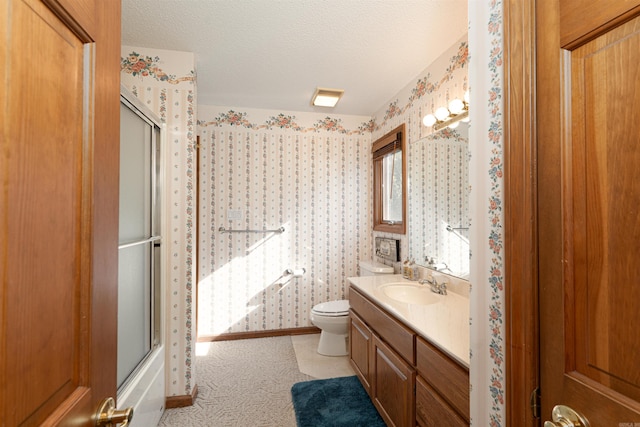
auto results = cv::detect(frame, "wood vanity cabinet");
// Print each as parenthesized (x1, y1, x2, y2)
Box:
(349, 285, 469, 427)
(349, 288, 415, 427)
(416, 337, 469, 426)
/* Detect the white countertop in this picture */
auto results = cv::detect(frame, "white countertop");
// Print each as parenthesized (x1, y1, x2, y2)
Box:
(348, 274, 470, 367)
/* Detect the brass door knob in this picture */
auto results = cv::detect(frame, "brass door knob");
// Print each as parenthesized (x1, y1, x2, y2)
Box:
(543, 405, 590, 427)
(95, 397, 134, 426)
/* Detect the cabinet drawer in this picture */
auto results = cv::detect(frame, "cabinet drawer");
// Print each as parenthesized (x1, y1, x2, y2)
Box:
(416, 337, 469, 421)
(416, 376, 467, 427)
(349, 287, 415, 364)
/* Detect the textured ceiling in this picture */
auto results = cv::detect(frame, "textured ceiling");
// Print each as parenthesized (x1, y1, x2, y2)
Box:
(122, 0, 468, 116)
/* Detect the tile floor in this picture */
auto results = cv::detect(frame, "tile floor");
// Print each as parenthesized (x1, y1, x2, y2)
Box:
(290, 333, 355, 379)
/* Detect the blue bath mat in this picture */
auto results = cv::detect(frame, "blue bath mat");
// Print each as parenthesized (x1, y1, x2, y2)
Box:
(291, 375, 386, 427)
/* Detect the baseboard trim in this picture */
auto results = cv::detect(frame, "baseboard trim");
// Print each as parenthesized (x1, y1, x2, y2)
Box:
(165, 384, 198, 409)
(197, 326, 320, 342)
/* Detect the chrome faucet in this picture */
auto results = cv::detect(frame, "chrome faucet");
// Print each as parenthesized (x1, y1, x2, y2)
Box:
(436, 280, 447, 295)
(419, 277, 447, 295)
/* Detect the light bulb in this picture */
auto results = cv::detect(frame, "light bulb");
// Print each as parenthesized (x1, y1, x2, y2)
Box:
(423, 114, 437, 127)
(448, 121, 459, 129)
(448, 98, 465, 114)
(435, 107, 450, 121)
(464, 90, 470, 104)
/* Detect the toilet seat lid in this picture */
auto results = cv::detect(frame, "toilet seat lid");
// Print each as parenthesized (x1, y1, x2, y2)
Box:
(312, 300, 349, 316)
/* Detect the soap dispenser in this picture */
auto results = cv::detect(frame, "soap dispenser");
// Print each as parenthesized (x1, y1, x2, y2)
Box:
(407, 259, 415, 280)
(412, 260, 420, 281)
(402, 258, 410, 279)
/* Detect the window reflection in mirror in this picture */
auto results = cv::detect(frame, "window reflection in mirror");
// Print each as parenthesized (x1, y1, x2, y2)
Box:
(373, 124, 406, 234)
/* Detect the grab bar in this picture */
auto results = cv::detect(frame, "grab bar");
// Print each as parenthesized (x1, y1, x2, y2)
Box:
(446, 225, 469, 232)
(218, 226, 285, 234)
(119, 236, 162, 250)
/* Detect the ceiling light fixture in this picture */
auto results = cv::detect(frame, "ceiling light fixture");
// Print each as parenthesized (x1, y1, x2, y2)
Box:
(311, 87, 344, 108)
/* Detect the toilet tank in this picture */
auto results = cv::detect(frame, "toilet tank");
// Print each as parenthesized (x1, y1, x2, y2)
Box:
(359, 260, 394, 276)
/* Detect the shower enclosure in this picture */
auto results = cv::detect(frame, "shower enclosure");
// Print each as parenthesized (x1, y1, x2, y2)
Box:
(117, 87, 166, 426)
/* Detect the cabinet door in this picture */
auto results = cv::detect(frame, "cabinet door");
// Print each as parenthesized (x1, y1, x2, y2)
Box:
(416, 376, 467, 427)
(416, 337, 469, 421)
(372, 335, 416, 427)
(350, 311, 373, 395)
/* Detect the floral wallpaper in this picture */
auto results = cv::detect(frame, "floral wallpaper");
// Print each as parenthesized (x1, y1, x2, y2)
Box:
(408, 124, 470, 280)
(469, 0, 506, 425)
(197, 107, 373, 335)
(121, 46, 197, 398)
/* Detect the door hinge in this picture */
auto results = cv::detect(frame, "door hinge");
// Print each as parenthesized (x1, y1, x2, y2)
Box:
(530, 387, 541, 419)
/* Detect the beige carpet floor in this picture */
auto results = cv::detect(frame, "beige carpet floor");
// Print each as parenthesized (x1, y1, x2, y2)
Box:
(159, 334, 353, 427)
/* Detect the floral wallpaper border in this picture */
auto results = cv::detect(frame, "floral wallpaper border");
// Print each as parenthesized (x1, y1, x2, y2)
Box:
(198, 40, 468, 137)
(376, 41, 469, 132)
(485, 1, 505, 424)
(469, 0, 506, 425)
(121, 51, 196, 85)
(199, 111, 373, 135)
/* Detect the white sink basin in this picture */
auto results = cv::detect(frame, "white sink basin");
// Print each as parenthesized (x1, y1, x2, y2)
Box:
(381, 283, 443, 305)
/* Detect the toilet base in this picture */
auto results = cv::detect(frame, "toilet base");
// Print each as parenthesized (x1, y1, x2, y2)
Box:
(317, 330, 348, 356)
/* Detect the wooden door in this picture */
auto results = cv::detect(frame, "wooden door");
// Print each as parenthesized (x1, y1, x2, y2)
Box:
(537, 0, 640, 423)
(0, 0, 121, 425)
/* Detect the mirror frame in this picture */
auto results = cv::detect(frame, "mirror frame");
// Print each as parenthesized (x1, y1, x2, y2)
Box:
(373, 124, 406, 234)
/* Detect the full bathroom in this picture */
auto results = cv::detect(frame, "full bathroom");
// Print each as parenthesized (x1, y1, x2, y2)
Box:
(7, 0, 640, 425)
(118, 1, 482, 425)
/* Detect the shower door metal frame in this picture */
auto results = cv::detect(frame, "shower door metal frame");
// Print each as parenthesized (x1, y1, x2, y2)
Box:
(117, 86, 166, 419)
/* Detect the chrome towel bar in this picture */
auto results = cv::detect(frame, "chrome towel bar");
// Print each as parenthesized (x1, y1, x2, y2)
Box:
(218, 226, 285, 234)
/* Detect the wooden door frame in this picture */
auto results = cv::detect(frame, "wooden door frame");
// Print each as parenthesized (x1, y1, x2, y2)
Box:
(503, 0, 540, 426)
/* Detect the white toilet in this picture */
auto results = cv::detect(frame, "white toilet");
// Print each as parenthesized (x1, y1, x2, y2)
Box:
(310, 260, 394, 356)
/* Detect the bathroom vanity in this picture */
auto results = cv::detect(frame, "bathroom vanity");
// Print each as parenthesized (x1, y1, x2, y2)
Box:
(348, 274, 470, 427)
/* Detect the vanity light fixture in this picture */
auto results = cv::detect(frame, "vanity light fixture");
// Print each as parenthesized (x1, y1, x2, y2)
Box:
(423, 90, 470, 131)
(311, 87, 344, 108)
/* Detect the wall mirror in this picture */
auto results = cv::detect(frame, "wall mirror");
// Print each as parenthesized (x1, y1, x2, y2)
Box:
(373, 124, 406, 234)
(408, 123, 469, 279)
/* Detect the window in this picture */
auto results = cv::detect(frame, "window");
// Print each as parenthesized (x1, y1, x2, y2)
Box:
(373, 124, 406, 234)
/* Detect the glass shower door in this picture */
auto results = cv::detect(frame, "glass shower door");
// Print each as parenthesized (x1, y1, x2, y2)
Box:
(118, 97, 162, 390)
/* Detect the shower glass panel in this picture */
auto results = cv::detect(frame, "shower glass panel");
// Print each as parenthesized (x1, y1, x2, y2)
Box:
(118, 96, 162, 390)
(117, 243, 152, 386)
